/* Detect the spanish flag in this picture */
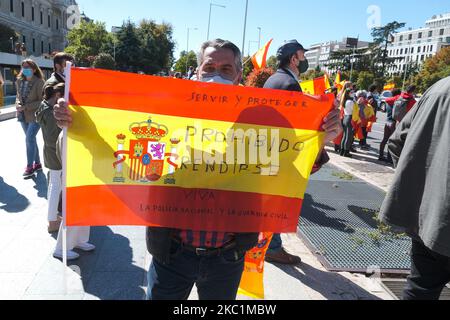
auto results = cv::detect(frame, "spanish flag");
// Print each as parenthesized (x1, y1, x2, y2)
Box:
(300, 76, 329, 95)
(384, 83, 395, 91)
(251, 39, 273, 70)
(65, 68, 334, 233)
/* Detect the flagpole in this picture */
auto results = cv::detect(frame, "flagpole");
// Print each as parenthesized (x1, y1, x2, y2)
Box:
(62, 61, 72, 295)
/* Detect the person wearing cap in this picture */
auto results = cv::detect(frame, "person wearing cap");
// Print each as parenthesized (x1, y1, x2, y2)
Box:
(263, 40, 341, 265)
(263, 40, 309, 92)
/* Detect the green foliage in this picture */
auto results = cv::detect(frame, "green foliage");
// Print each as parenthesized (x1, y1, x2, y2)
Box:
(173, 51, 197, 74)
(356, 71, 375, 90)
(65, 20, 113, 67)
(414, 47, 450, 93)
(245, 67, 275, 88)
(0, 24, 18, 53)
(92, 53, 116, 70)
(242, 56, 255, 81)
(113, 19, 175, 74)
(266, 55, 278, 70)
(300, 68, 324, 81)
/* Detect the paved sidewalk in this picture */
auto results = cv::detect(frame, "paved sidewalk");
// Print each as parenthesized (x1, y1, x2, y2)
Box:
(0, 118, 394, 300)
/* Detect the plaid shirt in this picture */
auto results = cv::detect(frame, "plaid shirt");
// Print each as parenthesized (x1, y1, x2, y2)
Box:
(178, 230, 234, 248)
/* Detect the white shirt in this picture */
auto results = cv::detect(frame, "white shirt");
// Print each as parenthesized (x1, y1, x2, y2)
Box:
(344, 100, 355, 116)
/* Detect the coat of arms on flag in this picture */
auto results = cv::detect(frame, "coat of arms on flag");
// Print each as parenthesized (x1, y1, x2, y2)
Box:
(112, 116, 180, 185)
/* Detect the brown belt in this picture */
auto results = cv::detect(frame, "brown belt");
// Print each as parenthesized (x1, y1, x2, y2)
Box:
(172, 238, 237, 257)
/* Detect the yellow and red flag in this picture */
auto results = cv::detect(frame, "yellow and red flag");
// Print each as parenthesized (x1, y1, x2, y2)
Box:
(300, 76, 329, 95)
(65, 68, 333, 232)
(383, 83, 395, 91)
(251, 39, 273, 70)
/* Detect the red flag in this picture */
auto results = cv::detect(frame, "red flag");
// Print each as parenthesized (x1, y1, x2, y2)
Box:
(251, 39, 273, 70)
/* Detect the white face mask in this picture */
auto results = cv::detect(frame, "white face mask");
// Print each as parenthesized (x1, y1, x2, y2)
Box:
(200, 74, 234, 85)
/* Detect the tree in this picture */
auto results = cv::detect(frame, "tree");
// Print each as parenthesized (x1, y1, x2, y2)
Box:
(242, 56, 255, 81)
(173, 51, 197, 74)
(300, 68, 324, 81)
(137, 19, 175, 74)
(266, 55, 278, 70)
(414, 46, 450, 93)
(0, 23, 18, 53)
(356, 71, 375, 90)
(92, 53, 116, 70)
(245, 67, 275, 88)
(114, 21, 142, 72)
(65, 20, 113, 67)
(371, 21, 406, 77)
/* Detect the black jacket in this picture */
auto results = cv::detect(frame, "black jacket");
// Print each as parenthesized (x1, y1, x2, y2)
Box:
(263, 68, 302, 92)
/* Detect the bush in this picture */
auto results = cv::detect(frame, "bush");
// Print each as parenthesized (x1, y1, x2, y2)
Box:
(92, 53, 116, 70)
(245, 68, 275, 88)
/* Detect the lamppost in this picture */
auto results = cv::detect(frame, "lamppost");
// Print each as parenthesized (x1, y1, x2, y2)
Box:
(207, 2, 226, 40)
(242, 0, 249, 56)
(257, 27, 261, 49)
(187, 27, 198, 74)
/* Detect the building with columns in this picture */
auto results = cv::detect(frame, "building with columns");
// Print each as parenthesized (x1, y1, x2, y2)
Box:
(0, 0, 78, 56)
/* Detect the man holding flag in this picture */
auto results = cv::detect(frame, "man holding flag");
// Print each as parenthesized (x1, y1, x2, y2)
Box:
(53, 38, 341, 300)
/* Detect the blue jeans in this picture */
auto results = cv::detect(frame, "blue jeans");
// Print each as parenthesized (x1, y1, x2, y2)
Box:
(268, 233, 283, 253)
(20, 122, 41, 167)
(147, 242, 245, 300)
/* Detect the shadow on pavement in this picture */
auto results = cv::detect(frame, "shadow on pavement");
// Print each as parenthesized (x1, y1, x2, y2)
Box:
(271, 262, 381, 300)
(0, 176, 30, 213)
(31, 171, 48, 199)
(62, 227, 147, 300)
(302, 193, 355, 234)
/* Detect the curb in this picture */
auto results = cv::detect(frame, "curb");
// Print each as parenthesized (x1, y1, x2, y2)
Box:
(0, 106, 17, 122)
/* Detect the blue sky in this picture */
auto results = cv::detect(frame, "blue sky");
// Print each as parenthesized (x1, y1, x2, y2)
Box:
(76, 0, 450, 59)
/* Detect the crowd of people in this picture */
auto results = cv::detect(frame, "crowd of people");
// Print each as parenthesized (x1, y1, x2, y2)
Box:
(12, 36, 450, 301)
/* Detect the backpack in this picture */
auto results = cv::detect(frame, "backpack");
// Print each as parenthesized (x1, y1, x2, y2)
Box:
(392, 97, 410, 122)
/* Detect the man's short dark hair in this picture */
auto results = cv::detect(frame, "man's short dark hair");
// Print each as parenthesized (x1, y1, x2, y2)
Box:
(369, 84, 378, 92)
(278, 52, 298, 69)
(407, 85, 417, 94)
(392, 89, 401, 96)
(53, 52, 75, 70)
(197, 39, 242, 72)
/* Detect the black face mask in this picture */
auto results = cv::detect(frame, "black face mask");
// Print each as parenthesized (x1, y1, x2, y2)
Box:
(298, 59, 309, 74)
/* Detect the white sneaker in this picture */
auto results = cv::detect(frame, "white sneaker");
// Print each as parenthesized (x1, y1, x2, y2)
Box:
(53, 250, 80, 261)
(75, 243, 96, 252)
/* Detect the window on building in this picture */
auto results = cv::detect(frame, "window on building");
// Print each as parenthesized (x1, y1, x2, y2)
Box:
(56, 19, 59, 30)
(405, 48, 408, 54)
(21, 2, 24, 17)
(408, 34, 412, 40)
(32, 7, 34, 21)
(400, 35, 404, 41)
(429, 30, 433, 37)
(41, 41, 44, 54)
(48, 43, 51, 54)
(447, 37, 450, 44)
(10, 0, 14, 12)
(430, 45, 433, 52)
(32, 39, 35, 52)
(423, 46, 426, 52)
(418, 46, 421, 53)
(400, 49, 403, 55)
(22, 35, 26, 44)
(411, 47, 414, 54)
(418, 32, 422, 39)
(48, 15, 51, 28)
(440, 29, 445, 36)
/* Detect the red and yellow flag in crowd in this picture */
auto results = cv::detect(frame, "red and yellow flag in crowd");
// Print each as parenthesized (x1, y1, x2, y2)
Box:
(65, 68, 334, 232)
(300, 76, 331, 95)
(251, 39, 273, 70)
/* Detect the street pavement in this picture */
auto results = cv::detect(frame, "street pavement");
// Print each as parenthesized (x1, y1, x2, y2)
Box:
(0, 113, 394, 300)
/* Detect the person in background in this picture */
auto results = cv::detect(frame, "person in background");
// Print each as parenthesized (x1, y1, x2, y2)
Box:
(15, 59, 45, 178)
(367, 84, 380, 115)
(36, 83, 64, 233)
(187, 66, 195, 80)
(44, 52, 75, 91)
(340, 88, 356, 158)
(174, 72, 182, 79)
(355, 90, 371, 150)
(379, 76, 450, 300)
(263, 40, 341, 265)
(378, 88, 401, 163)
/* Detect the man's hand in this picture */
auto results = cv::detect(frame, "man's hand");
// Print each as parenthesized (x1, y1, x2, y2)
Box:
(54, 98, 72, 129)
(322, 108, 342, 144)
